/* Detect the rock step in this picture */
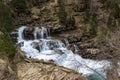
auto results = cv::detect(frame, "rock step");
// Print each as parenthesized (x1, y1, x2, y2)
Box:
(17, 61, 87, 80)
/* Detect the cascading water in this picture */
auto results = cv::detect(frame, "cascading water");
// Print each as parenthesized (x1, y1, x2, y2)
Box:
(18, 26, 26, 41)
(74, 44, 80, 52)
(118, 62, 120, 76)
(17, 26, 111, 80)
(33, 27, 51, 39)
(64, 39, 69, 47)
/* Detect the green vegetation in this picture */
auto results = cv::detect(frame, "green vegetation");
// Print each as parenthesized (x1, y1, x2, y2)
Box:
(105, 0, 120, 18)
(83, 10, 90, 23)
(66, 16, 76, 27)
(57, 0, 67, 25)
(57, 0, 76, 27)
(103, 0, 120, 29)
(0, 31, 16, 58)
(0, 2, 14, 32)
(29, 0, 50, 6)
(89, 14, 98, 36)
(0, 2, 16, 59)
(11, 0, 30, 14)
(83, 10, 98, 36)
(107, 15, 117, 30)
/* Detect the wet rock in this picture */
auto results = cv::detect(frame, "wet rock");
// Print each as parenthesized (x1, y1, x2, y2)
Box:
(67, 36, 82, 43)
(17, 41, 24, 47)
(77, 48, 100, 59)
(54, 49, 64, 54)
(23, 27, 35, 40)
(31, 42, 40, 52)
(67, 44, 74, 52)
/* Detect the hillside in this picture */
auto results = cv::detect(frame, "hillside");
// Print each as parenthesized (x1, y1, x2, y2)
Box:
(0, 0, 120, 80)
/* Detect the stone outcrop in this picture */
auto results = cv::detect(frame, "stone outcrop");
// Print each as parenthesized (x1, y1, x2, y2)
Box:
(17, 61, 87, 80)
(0, 57, 15, 80)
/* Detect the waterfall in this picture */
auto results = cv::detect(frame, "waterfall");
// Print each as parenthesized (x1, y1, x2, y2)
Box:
(33, 27, 50, 39)
(40, 27, 49, 39)
(34, 27, 38, 39)
(17, 26, 111, 79)
(18, 26, 26, 41)
(48, 28, 51, 37)
(118, 62, 120, 77)
(64, 39, 69, 47)
(74, 44, 80, 52)
(39, 40, 65, 52)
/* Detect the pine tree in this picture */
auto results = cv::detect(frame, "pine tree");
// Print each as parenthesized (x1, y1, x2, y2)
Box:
(0, 29, 16, 58)
(66, 16, 76, 27)
(0, 2, 14, 32)
(89, 14, 98, 36)
(0, 2, 16, 58)
(57, 0, 67, 25)
(11, 0, 29, 14)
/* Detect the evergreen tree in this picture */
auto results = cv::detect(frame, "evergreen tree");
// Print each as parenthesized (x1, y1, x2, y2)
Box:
(0, 2, 14, 32)
(0, 2, 16, 58)
(57, 0, 67, 25)
(11, 0, 29, 14)
(0, 29, 16, 58)
(107, 14, 117, 30)
(66, 16, 76, 27)
(89, 14, 98, 36)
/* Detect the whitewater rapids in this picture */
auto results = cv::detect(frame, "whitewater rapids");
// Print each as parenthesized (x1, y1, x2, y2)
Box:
(17, 26, 111, 80)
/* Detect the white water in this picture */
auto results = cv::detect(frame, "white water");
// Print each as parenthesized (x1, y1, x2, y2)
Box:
(64, 39, 69, 46)
(74, 44, 80, 52)
(17, 26, 111, 80)
(17, 26, 26, 41)
(118, 62, 120, 76)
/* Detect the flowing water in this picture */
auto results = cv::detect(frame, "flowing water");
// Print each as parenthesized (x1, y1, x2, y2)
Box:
(74, 44, 80, 52)
(118, 62, 120, 76)
(17, 26, 111, 80)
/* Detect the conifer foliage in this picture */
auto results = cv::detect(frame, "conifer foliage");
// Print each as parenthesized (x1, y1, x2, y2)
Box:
(57, 0, 67, 25)
(0, 2, 16, 58)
